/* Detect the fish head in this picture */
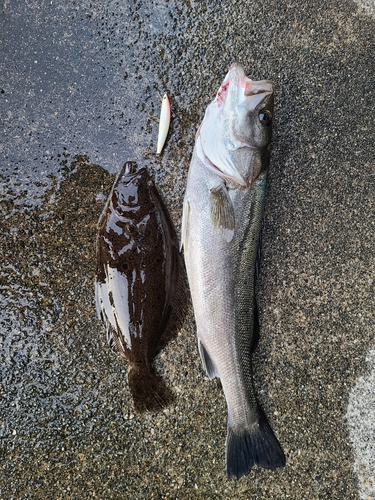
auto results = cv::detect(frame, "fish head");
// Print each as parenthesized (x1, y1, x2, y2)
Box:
(221, 63, 273, 150)
(197, 63, 274, 187)
(111, 163, 152, 219)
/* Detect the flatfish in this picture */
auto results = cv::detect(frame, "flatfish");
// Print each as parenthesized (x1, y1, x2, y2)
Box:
(96, 161, 180, 412)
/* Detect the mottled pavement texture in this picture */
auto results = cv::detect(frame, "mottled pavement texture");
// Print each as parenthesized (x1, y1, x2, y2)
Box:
(1, 1, 375, 499)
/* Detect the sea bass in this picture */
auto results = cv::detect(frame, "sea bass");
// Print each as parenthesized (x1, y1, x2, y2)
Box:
(95, 162, 180, 412)
(181, 63, 285, 478)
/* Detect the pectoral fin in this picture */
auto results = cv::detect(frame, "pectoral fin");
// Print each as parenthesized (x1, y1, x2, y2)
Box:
(210, 185, 235, 242)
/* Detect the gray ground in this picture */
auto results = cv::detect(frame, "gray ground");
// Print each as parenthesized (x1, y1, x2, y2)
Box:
(1, 0, 375, 499)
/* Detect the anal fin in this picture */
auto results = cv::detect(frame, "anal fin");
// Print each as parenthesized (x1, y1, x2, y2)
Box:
(198, 339, 219, 380)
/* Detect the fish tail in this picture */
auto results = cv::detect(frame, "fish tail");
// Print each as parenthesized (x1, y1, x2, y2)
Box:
(128, 364, 173, 413)
(226, 406, 285, 479)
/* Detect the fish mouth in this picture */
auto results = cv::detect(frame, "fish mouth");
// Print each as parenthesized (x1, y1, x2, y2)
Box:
(196, 63, 274, 189)
(218, 62, 273, 110)
(244, 79, 273, 111)
(244, 80, 273, 96)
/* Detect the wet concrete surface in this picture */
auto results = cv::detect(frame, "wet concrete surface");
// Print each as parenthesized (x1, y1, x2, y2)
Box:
(1, 0, 375, 498)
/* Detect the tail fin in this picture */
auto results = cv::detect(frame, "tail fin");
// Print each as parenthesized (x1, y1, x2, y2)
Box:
(128, 364, 173, 413)
(226, 406, 285, 479)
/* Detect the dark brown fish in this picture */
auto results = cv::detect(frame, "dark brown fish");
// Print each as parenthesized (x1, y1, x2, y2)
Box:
(95, 161, 180, 412)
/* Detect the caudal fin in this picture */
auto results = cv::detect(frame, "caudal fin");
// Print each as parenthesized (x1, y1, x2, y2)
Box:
(128, 365, 173, 413)
(226, 406, 285, 479)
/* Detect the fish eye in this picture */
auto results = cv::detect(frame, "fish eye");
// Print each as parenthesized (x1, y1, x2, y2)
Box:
(259, 109, 272, 126)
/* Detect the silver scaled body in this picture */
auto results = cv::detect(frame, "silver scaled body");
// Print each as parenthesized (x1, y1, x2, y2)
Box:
(181, 63, 284, 478)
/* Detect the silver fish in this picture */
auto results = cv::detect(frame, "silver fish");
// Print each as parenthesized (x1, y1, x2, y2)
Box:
(181, 63, 285, 478)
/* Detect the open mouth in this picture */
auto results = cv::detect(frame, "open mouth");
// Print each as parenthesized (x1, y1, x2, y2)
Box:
(244, 80, 273, 96)
(216, 63, 273, 110)
(242, 79, 274, 111)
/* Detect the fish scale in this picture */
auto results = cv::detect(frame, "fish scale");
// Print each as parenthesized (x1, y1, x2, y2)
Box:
(181, 63, 285, 479)
(234, 171, 267, 404)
